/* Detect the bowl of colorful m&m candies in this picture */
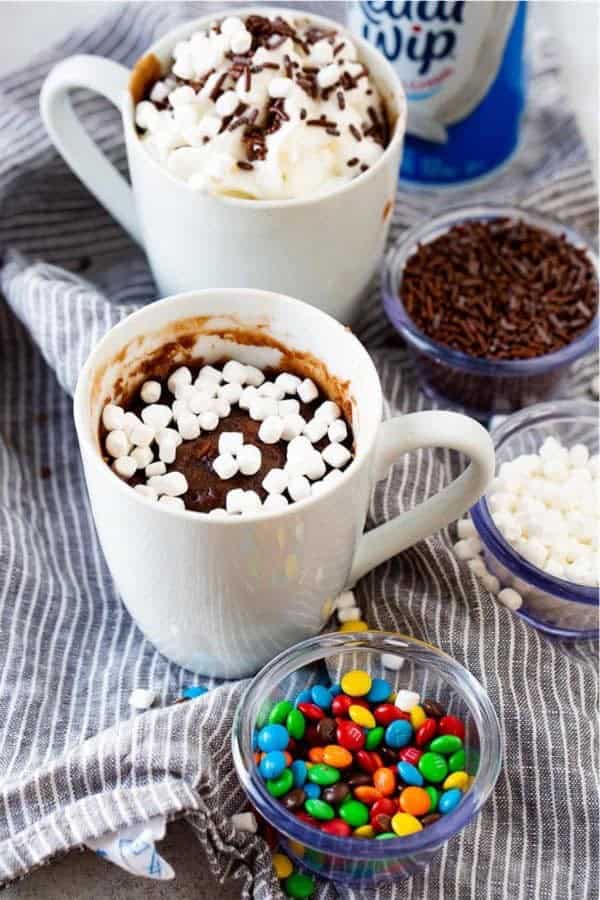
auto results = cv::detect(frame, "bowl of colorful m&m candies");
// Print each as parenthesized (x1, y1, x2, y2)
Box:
(232, 631, 502, 889)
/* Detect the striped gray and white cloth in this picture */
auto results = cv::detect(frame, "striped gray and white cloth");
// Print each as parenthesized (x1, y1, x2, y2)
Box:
(0, 3, 598, 898)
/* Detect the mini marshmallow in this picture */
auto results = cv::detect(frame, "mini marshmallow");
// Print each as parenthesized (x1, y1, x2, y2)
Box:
(219, 432, 244, 456)
(212, 397, 231, 419)
(287, 435, 313, 461)
(215, 89, 239, 117)
(281, 414, 306, 441)
(453, 538, 482, 561)
(238, 444, 262, 476)
(130, 422, 155, 448)
(231, 811, 258, 834)
(140, 380, 162, 404)
(268, 76, 293, 99)
(142, 404, 172, 431)
(381, 653, 404, 671)
(263, 467, 288, 495)
(457, 518, 476, 539)
(113, 456, 136, 479)
(146, 461, 166, 477)
(149, 471, 188, 497)
(317, 62, 339, 89)
(304, 450, 326, 482)
(275, 372, 300, 395)
(240, 490, 262, 514)
(130, 446, 154, 470)
(106, 430, 130, 458)
(159, 495, 186, 510)
(167, 366, 192, 395)
(171, 400, 189, 421)
(259, 416, 284, 444)
(197, 365, 223, 385)
(244, 365, 265, 387)
(226, 488, 246, 514)
(298, 378, 318, 404)
(187, 390, 214, 414)
(311, 38, 334, 65)
(278, 399, 300, 417)
(338, 606, 361, 623)
(259, 381, 285, 400)
(395, 689, 420, 712)
(149, 81, 169, 104)
(497, 588, 523, 610)
(199, 411, 219, 431)
(230, 29, 252, 54)
(467, 557, 488, 578)
(219, 382, 243, 405)
(102, 404, 125, 431)
(304, 417, 329, 444)
(315, 401, 341, 424)
(222, 360, 248, 384)
(213, 453, 239, 480)
(321, 442, 351, 469)
(239, 386, 259, 410)
(208, 507, 228, 518)
(335, 591, 356, 610)
(157, 436, 177, 464)
(220, 15, 245, 35)
(156, 427, 182, 448)
(178, 412, 201, 440)
(122, 412, 142, 437)
(288, 475, 311, 502)
(128, 688, 155, 710)
(264, 493, 289, 511)
(250, 397, 278, 421)
(482, 573, 500, 594)
(328, 419, 348, 443)
(135, 484, 158, 501)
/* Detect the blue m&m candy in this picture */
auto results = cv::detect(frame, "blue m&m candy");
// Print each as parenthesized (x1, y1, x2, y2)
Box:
(182, 685, 208, 699)
(291, 759, 308, 788)
(259, 750, 287, 780)
(397, 761, 424, 786)
(304, 782, 321, 799)
(257, 723, 289, 753)
(311, 685, 333, 710)
(439, 788, 463, 815)
(367, 678, 392, 704)
(295, 688, 313, 707)
(385, 719, 413, 748)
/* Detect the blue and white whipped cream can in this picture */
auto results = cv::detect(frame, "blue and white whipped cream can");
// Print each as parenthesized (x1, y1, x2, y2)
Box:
(348, 1, 527, 186)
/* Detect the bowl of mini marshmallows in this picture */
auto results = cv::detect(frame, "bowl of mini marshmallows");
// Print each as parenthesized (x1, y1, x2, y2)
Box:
(232, 631, 502, 888)
(471, 400, 599, 639)
(381, 204, 598, 421)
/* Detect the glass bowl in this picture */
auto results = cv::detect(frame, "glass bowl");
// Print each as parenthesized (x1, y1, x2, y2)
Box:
(471, 401, 599, 639)
(381, 204, 598, 421)
(232, 631, 502, 887)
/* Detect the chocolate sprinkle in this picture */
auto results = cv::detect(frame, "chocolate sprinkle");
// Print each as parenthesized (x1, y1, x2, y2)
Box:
(401, 219, 598, 361)
(237, 160, 254, 170)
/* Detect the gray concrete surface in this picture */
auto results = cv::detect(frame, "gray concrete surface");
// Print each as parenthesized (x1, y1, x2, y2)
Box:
(3, 821, 242, 900)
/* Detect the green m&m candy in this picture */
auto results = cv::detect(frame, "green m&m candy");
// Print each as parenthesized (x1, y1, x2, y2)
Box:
(284, 872, 316, 898)
(286, 708, 306, 740)
(429, 735, 463, 755)
(449, 748, 466, 772)
(418, 751, 448, 784)
(307, 763, 340, 786)
(305, 798, 335, 821)
(269, 700, 294, 725)
(425, 785, 439, 811)
(267, 769, 294, 797)
(365, 726, 385, 750)
(339, 799, 369, 828)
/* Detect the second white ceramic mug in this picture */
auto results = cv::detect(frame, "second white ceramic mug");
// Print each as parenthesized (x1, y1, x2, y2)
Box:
(74, 288, 495, 678)
(41, 7, 406, 324)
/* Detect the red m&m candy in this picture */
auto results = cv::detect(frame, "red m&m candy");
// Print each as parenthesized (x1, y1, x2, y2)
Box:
(439, 715, 465, 741)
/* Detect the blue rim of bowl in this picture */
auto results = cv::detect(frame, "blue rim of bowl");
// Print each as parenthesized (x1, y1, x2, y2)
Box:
(232, 631, 503, 861)
(471, 401, 599, 610)
(381, 203, 599, 376)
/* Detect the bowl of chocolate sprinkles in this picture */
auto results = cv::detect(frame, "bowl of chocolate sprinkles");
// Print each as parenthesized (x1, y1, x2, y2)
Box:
(382, 205, 598, 419)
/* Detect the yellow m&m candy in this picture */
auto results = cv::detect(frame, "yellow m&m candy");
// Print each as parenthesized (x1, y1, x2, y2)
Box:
(272, 853, 293, 880)
(391, 812, 423, 837)
(341, 669, 372, 697)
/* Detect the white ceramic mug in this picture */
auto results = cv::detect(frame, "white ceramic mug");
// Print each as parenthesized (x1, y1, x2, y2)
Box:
(41, 7, 406, 324)
(74, 288, 495, 678)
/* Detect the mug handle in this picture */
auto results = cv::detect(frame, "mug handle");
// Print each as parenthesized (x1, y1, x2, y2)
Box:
(40, 55, 142, 244)
(347, 411, 495, 586)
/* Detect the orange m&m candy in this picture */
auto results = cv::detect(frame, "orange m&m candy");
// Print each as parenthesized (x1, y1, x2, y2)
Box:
(322, 745, 353, 769)
(399, 786, 431, 817)
(354, 785, 383, 805)
(373, 767, 396, 797)
(308, 747, 325, 764)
